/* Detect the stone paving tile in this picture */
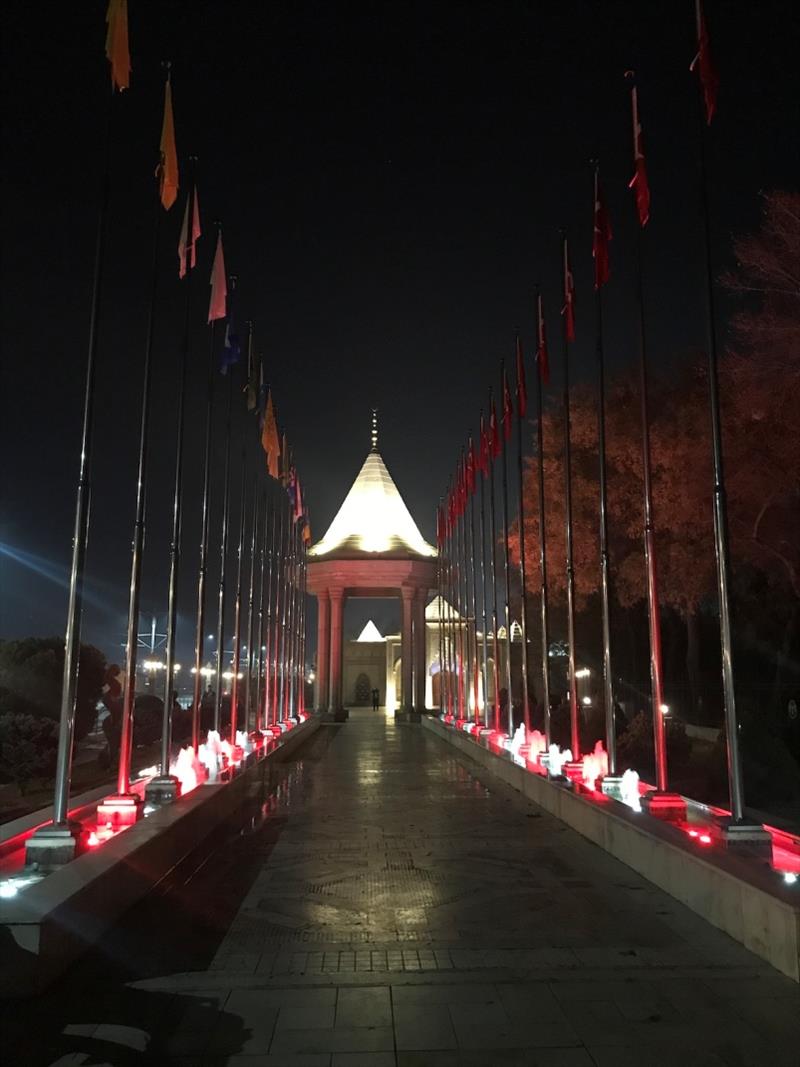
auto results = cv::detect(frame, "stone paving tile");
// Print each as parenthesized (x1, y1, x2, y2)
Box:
(269, 1025, 395, 1055)
(335, 986, 392, 1029)
(393, 1001, 458, 1050)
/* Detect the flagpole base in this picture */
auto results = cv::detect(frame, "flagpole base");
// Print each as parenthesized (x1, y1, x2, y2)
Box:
(144, 776, 181, 806)
(641, 791, 687, 820)
(720, 819, 772, 849)
(97, 793, 143, 828)
(25, 824, 79, 869)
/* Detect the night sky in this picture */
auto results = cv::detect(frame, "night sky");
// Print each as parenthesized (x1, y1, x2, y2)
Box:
(1, 1, 797, 672)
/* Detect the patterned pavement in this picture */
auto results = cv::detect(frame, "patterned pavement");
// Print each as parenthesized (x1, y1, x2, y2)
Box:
(9, 709, 799, 1066)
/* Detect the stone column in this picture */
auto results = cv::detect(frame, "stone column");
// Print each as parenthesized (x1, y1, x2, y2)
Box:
(315, 591, 330, 711)
(414, 588, 427, 711)
(329, 589, 344, 712)
(401, 587, 414, 713)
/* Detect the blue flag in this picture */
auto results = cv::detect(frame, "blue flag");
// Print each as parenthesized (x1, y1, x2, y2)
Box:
(220, 287, 241, 375)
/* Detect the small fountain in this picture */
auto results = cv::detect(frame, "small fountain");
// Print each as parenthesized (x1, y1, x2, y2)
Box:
(619, 768, 642, 812)
(581, 741, 609, 790)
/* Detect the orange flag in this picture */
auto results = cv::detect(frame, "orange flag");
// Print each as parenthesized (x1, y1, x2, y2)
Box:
(208, 230, 227, 322)
(105, 0, 130, 91)
(159, 75, 179, 210)
(261, 391, 280, 478)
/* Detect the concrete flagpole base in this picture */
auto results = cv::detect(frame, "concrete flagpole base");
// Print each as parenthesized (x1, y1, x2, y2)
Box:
(24, 824, 79, 868)
(143, 775, 181, 806)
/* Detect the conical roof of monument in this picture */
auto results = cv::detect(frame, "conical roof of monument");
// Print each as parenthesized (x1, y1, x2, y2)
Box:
(309, 449, 436, 560)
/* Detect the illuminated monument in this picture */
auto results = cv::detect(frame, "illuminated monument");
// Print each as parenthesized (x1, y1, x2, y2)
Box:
(307, 413, 437, 719)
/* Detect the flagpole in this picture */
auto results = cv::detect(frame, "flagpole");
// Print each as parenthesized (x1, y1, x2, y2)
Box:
(287, 521, 298, 718)
(692, 6, 753, 831)
(593, 163, 617, 775)
(148, 172, 199, 804)
(478, 416, 491, 729)
(116, 156, 167, 801)
(560, 234, 580, 759)
(191, 314, 218, 751)
(500, 363, 515, 737)
(436, 503, 445, 713)
(272, 499, 287, 726)
(457, 453, 470, 720)
(515, 345, 532, 735)
(446, 493, 457, 718)
(258, 501, 275, 732)
(30, 92, 117, 860)
(214, 367, 234, 732)
(625, 75, 670, 798)
(487, 393, 502, 732)
(243, 482, 260, 734)
(535, 290, 552, 747)
(468, 448, 481, 722)
(229, 446, 247, 746)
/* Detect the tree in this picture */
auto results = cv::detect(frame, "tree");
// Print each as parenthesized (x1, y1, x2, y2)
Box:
(0, 638, 107, 742)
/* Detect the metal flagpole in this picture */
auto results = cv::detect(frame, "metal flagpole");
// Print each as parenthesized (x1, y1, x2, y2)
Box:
(535, 290, 552, 746)
(478, 415, 491, 729)
(273, 499, 287, 726)
(515, 340, 532, 735)
(229, 448, 247, 745)
(499, 363, 515, 738)
(436, 503, 445, 713)
(467, 444, 481, 723)
(30, 91, 117, 862)
(287, 521, 298, 718)
(116, 178, 165, 801)
(634, 227, 669, 794)
(277, 499, 290, 723)
(457, 453, 470, 719)
(263, 494, 277, 729)
(593, 163, 617, 774)
(191, 316, 218, 750)
(560, 234, 580, 759)
(487, 394, 502, 732)
(256, 500, 273, 732)
(625, 75, 670, 798)
(446, 484, 459, 718)
(692, 2, 755, 833)
(150, 174, 198, 803)
(214, 369, 234, 732)
(243, 482, 259, 734)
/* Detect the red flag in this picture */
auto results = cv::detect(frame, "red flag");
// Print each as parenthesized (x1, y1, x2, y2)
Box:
(690, 0, 719, 125)
(466, 439, 476, 495)
(478, 412, 489, 476)
(515, 336, 527, 418)
(208, 231, 227, 322)
(536, 293, 550, 386)
(105, 0, 130, 92)
(158, 75, 179, 211)
(627, 76, 650, 227)
(593, 171, 612, 289)
(178, 184, 201, 278)
(502, 367, 513, 442)
(436, 504, 444, 548)
(489, 400, 501, 460)
(562, 238, 576, 342)
(457, 456, 466, 516)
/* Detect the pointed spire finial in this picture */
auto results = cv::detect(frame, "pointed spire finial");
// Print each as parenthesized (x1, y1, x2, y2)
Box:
(371, 408, 378, 452)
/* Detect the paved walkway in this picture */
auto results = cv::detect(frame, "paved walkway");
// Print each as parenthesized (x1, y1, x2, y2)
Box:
(13, 710, 800, 1066)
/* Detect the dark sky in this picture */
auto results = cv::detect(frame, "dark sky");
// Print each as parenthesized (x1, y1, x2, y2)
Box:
(1, 1, 798, 669)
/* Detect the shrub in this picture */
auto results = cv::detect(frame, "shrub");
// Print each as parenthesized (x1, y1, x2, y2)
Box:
(0, 638, 106, 742)
(0, 713, 59, 794)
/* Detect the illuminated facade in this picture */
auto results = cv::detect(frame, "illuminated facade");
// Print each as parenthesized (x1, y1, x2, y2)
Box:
(307, 442, 437, 717)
